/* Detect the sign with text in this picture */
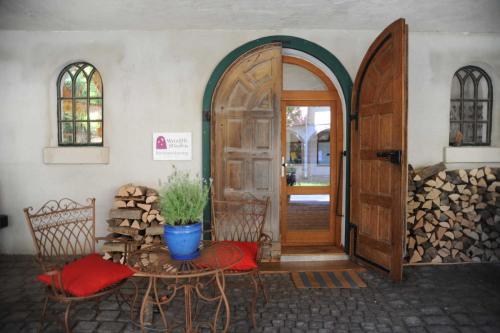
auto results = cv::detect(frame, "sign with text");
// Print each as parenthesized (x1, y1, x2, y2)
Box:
(153, 132, 192, 160)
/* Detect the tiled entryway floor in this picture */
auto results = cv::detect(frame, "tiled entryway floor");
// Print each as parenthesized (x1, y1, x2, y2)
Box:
(1, 255, 499, 332)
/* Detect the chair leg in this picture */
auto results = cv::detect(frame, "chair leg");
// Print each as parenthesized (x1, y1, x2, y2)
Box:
(249, 272, 259, 328)
(38, 294, 49, 333)
(128, 279, 139, 322)
(257, 272, 269, 304)
(63, 302, 73, 333)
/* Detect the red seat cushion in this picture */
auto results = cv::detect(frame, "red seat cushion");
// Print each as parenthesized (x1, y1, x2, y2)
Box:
(37, 253, 134, 297)
(222, 241, 258, 271)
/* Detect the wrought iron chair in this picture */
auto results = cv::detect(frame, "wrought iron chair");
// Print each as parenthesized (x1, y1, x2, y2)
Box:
(210, 193, 271, 328)
(23, 198, 138, 333)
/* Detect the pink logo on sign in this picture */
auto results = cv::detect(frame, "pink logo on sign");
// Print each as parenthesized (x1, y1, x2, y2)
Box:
(156, 136, 167, 149)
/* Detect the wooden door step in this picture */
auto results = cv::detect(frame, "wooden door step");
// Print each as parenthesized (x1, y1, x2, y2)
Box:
(259, 259, 364, 274)
(280, 246, 349, 262)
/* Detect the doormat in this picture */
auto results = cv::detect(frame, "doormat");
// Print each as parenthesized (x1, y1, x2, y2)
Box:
(291, 271, 367, 289)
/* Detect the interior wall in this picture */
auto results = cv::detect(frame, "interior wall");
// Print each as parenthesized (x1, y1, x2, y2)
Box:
(1, 29, 499, 254)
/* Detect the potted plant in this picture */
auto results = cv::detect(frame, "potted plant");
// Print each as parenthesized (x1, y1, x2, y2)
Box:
(159, 170, 210, 260)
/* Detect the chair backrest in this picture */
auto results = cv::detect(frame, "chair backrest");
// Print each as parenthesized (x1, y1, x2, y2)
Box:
(211, 194, 269, 242)
(24, 198, 96, 271)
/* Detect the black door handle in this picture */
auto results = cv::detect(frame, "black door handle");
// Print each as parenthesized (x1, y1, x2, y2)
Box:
(376, 150, 402, 165)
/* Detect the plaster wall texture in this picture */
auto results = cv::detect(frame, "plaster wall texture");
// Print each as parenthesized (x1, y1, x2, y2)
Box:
(0, 29, 499, 254)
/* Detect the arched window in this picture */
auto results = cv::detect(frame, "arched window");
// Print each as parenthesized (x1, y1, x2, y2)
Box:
(57, 62, 103, 146)
(450, 66, 492, 146)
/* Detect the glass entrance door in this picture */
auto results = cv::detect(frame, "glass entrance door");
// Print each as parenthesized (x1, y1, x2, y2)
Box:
(281, 103, 337, 245)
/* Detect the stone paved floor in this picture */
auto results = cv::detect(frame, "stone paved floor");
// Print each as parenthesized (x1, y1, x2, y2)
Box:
(1, 255, 500, 333)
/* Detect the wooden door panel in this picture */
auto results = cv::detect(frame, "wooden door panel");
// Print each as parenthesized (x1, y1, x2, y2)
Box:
(351, 18, 408, 281)
(254, 119, 271, 149)
(213, 44, 282, 238)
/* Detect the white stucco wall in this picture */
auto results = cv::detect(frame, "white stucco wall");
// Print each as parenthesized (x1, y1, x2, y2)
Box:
(1, 29, 499, 254)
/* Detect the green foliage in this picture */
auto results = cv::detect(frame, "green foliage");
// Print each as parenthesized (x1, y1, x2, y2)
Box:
(159, 170, 210, 226)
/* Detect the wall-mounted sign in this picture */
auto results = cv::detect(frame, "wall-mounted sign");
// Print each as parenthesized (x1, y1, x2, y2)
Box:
(153, 132, 192, 160)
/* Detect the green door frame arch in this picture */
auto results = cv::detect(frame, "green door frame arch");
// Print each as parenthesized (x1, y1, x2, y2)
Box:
(202, 35, 354, 252)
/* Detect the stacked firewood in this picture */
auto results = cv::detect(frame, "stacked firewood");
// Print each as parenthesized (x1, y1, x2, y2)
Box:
(102, 184, 165, 263)
(407, 163, 499, 264)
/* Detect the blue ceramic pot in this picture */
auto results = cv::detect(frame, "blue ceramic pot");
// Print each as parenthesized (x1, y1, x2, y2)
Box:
(163, 222, 202, 260)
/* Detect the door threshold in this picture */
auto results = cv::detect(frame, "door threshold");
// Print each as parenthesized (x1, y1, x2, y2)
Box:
(260, 259, 364, 274)
(280, 245, 349, 262)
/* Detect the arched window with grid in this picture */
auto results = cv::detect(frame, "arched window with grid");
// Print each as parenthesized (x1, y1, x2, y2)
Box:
(450, 66, 493, 146)
(57, 62, 103, 146)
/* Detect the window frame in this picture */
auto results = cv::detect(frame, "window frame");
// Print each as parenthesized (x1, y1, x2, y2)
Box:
(57, 62, 104, 147)
(450, 65, 493, 146)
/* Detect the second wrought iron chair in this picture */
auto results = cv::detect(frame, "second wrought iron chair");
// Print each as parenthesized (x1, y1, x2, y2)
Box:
(210, 193, 271, 328)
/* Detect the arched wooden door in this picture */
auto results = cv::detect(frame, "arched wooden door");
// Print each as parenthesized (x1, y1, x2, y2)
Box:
(350, 19, 408, 281)
(211, 44, 282, 237)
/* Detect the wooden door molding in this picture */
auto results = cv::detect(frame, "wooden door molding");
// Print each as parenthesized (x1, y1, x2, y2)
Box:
(350, 18, 408, 281)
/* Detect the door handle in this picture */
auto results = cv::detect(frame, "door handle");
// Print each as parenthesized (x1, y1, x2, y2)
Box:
(376, 150, 402, 165)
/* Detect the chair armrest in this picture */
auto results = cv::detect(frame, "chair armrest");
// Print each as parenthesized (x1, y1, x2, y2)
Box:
(44, 268, 69, 297)
(95, 236, 130, 243)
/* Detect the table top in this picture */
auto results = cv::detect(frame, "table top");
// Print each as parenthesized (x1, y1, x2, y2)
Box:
(127, 241, 242, 278)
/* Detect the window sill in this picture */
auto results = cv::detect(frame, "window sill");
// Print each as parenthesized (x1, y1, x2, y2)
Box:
(43, 147, 109, 164)
(443, 146, 500, 163)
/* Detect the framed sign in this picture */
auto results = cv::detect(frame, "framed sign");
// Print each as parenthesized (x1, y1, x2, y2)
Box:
(153, 132, 192, 160)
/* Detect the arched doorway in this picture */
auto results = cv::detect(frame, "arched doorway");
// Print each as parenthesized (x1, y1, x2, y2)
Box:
(202, 36, 353, 253)
(280, 56, 343, 246)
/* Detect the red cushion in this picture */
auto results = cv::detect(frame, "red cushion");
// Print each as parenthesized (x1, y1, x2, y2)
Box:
(222, 241, 258, 271)
(37, 253, 133, 297)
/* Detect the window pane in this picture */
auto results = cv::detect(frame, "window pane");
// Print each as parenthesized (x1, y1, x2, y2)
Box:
(477, 76, 489, 99)
(477, 101, 489, 121)
(75, 122, 89, 144)
(60, 72, 72, 98)
(463, 101, 474, 121)
(450, 101, 461, 120)
(83, 65, 93, 76)
(90, 122, 103, 143)
(60, 122, 74, 144)
(89, 71, 102, 97)
(75, 99, 88, 120)
(68, 65, 79, 76)
(449, 123, 461, 145)
(89, 99, 102, 120)
(462, 123, 474, 144)
(286, 106, 331, 186)
(75, 71, 87, 97)
(451, 75, 461, 99)
(60, 100, 72, 120)
(463, 76, 474, 99)
(286, 194, 330, 231)
(283, 63, 327, 91)
(476, 123, 488, 144)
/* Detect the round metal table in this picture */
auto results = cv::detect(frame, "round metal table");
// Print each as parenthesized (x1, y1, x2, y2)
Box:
(128, 242, 242, 333)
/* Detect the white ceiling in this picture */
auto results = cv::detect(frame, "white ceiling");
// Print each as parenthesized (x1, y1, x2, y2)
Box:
(1, 0, 499, 33)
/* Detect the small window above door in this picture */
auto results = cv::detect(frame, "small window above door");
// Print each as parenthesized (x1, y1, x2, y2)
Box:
(283, 63, 327, 91)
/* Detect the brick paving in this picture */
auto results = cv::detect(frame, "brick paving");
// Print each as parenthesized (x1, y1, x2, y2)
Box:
(1, 255, 500, 332)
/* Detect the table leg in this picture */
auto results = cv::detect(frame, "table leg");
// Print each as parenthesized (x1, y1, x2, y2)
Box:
(184, 283, 193, 333)
(214, 271, 230, 333)
(139, 277, 153, 333)
(153, 277, 169, 330)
